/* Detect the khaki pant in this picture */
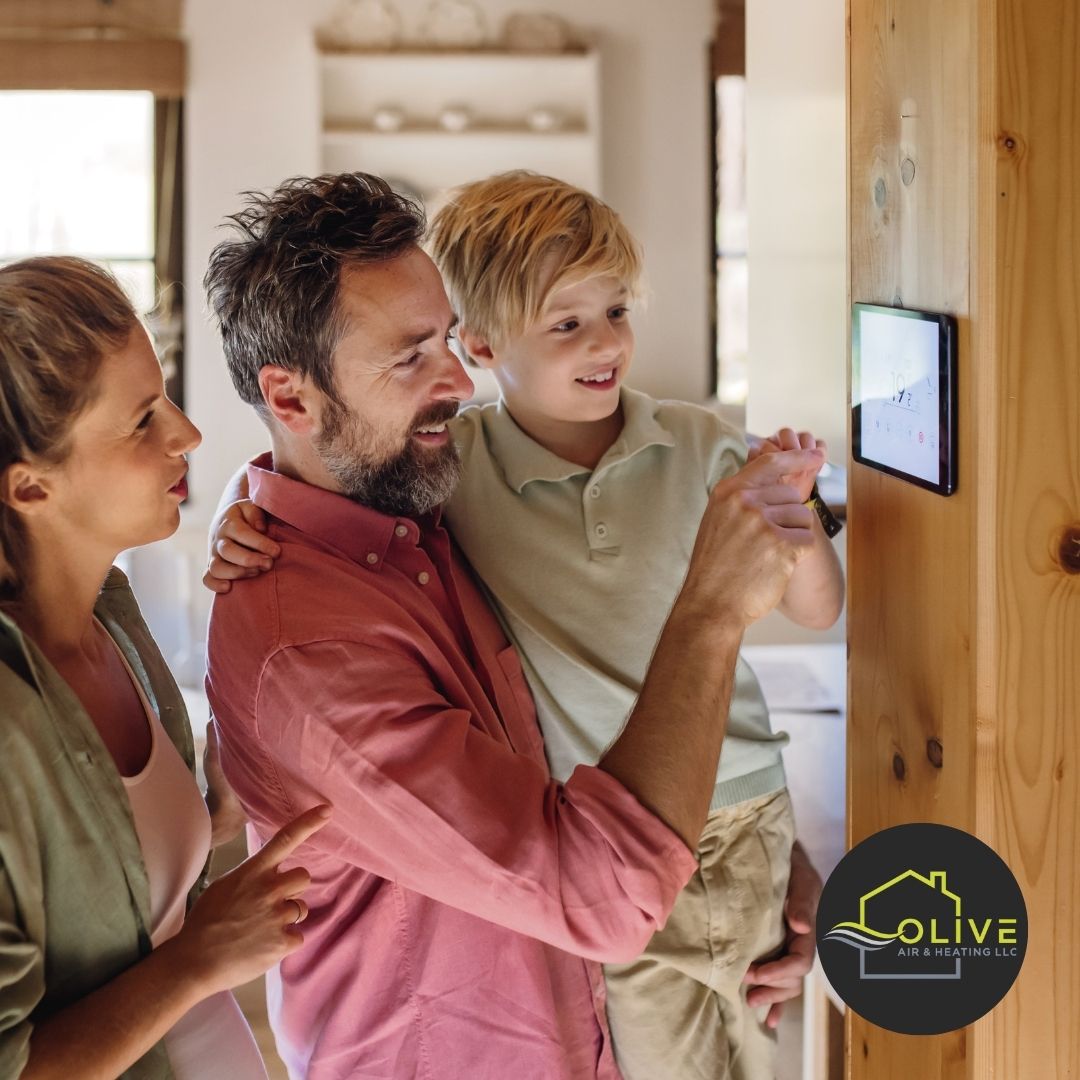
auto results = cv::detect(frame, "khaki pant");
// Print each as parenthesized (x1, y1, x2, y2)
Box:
(604, 789, 796, 1080)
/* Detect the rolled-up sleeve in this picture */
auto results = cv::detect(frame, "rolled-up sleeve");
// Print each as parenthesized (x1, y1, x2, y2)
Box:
(253, 640, 697, 963)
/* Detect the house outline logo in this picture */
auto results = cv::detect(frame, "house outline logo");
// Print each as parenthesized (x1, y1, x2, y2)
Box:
(823, 868, 963, 979)
(815, 823, 1028, 1035)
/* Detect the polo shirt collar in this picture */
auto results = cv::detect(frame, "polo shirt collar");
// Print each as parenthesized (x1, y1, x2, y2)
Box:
(490, 387, 677, 494)
(247, 452, 424, 572)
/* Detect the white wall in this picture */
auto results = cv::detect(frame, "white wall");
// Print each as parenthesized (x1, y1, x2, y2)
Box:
(182, 0, 716, 533)
(745, 0, 847, 456)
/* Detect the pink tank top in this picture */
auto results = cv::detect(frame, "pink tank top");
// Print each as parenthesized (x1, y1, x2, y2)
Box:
(108, 629, 267, 1079)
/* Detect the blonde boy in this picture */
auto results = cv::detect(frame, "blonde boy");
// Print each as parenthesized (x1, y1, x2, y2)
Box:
(426, 172, 844, 1080)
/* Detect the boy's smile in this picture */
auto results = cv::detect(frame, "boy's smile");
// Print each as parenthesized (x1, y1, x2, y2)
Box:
(575, 364, 620, 391)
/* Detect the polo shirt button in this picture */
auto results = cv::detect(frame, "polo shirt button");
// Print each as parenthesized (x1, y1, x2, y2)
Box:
(394, 524, 408, 538)
(595, 523, 608, 539)
(366, 552, 379, 565)
(590, 485, 601, 499)
(417, 571, 430, 585)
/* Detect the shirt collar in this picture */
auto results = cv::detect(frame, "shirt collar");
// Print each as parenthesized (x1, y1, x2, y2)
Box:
(247, 452, 424, 572)
(489, 387, 677, 494)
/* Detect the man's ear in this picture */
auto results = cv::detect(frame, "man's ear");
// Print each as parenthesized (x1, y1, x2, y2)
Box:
(258, 366, 319, 435)
(0, 462, 51, 518)
(455, 328, 497, 370)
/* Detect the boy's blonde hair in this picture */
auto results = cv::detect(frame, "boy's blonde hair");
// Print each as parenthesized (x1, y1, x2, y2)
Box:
(427, 171, 643, 349)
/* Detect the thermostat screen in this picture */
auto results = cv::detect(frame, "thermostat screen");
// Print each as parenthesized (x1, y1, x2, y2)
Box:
(856, 309, 942, 484)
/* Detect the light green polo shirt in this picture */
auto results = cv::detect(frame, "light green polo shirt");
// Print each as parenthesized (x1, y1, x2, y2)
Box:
(0, 568, 203, 1079)
(447, 386, 788, 811)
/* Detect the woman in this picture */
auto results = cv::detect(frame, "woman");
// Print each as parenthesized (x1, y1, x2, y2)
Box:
(0, 256, 328, 1079)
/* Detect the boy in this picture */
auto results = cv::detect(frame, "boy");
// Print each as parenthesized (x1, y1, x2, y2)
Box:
(208, 172, 843, 1079)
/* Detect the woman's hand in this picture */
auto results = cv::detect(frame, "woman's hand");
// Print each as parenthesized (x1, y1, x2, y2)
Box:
(172, 804, 331, 995)
(203, 499, 279, 594)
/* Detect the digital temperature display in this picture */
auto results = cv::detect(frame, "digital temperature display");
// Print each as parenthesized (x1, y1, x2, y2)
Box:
(852, 304, 957, 495)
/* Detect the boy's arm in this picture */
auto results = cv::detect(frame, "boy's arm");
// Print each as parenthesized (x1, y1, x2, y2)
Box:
(777, 515, 845, 628)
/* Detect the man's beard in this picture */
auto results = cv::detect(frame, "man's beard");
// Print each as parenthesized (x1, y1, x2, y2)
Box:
(315, 398, 462, 518)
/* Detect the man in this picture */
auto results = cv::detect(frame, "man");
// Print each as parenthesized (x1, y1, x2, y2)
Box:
(204, 172, 823, 1079)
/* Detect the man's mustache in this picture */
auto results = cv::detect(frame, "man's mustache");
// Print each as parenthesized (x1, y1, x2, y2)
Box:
(410, 401, 461, 434)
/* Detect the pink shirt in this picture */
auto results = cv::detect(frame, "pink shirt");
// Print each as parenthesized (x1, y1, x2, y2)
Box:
(206, 456, 697, 1080)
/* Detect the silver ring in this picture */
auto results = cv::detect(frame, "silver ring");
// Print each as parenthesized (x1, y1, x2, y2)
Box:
(288, 898, 304, 925)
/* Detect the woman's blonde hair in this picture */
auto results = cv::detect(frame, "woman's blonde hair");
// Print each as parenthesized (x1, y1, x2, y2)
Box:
(427, 171, 644, 350)
(0, 256, 138, 597)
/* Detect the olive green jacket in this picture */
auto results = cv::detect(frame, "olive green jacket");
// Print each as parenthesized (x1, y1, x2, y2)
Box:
(0, 567, 204, 1079)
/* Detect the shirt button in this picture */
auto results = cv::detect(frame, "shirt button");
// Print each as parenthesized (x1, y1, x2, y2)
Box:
(394, 525, 408, 538)
(590, 485, 601, 499)
(595, 523, 608, 539)
(365, 552, 379, 565)
(417, 571, 430, 585)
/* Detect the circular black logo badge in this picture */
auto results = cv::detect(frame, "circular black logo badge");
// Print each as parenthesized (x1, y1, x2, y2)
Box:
(816, 823, 1027, 1035)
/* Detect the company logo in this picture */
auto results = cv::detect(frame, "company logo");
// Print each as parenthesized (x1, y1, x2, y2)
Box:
(817, 824, 1026, 1034)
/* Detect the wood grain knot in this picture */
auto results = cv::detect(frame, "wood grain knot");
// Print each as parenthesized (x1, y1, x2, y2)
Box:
(900, 158, 916, 185)
(1000, 132, 1022, 153)
(873, 178, 887, 207)
(892, 752, 906, 781)
(1058, 525, 1080, 573)
(927, 739, 943, 768)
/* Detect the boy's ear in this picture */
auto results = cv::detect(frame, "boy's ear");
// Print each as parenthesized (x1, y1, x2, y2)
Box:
(0, 462, 52, 518)
(456, 328, 497, 370)
(258, 365, 320, 436)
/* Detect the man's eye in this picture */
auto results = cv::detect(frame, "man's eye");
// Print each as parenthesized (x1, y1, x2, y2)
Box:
(445, 328, 457, 342)
(398, 353, 420, 368)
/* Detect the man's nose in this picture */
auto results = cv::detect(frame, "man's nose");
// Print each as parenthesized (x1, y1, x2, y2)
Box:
(432, 342, 475, 401)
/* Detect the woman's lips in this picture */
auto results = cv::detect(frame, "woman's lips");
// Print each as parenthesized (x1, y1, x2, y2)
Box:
(168, 476, 188, 499)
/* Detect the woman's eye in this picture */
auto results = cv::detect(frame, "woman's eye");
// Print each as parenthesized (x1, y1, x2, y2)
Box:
(553, 319, 579, 333)
(609, 306, 629, 320)
(398, 353, 420, 368)
(135, 410, 154, 431)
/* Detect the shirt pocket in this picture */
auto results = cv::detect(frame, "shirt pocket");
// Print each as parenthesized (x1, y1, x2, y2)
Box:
(494, 644, 547, 766)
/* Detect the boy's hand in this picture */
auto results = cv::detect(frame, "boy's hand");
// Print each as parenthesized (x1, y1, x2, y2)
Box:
(742, 841, 823, 1027)
(203, 500, 280, 594)
(746, 428, 828, 503)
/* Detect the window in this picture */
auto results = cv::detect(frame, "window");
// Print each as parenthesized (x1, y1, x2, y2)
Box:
(0, 90, 157, 311)
(714, 74, 748, 407)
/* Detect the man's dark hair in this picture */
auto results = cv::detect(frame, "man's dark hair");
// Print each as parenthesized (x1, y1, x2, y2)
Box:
(204, 173, 426, 415)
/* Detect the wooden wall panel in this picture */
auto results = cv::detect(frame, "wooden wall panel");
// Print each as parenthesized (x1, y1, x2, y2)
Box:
(981, 0, 1080, 1074)
(0, 0, 180, 34)
(0, 38, 184, 94)
(848, 0, 1079, 1076)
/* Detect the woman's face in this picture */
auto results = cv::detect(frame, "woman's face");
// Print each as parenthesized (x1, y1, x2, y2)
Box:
(44, 325, 201, 556)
